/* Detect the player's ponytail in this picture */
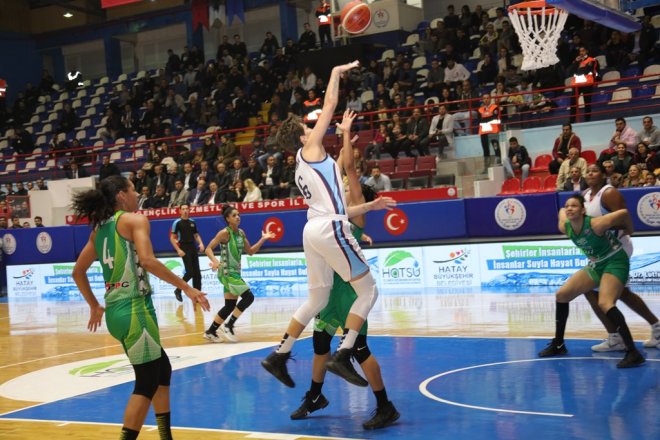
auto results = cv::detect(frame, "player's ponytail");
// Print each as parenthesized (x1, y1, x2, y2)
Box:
(276, 114, 304, 150)
(71, 175, 129, 228)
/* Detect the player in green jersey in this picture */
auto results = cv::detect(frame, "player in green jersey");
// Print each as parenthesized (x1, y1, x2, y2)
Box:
(290, 113, 399, 430)
(72, 176, 210, 440)
(203, 204, 274, 342)
(538, 194, 645, 368)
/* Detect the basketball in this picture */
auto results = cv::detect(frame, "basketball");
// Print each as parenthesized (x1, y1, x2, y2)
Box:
(340, 0, 371, 35)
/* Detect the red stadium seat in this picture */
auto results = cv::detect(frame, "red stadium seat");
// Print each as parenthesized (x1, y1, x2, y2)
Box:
(542, 174, 558, 192)
(531, 154, 552, 173)
(522, 176, 542, 193)
(580, 150, 597, 165)
(498, 178, 521, 195)
(395, 157, 415, 173)
(377, 158, 396, 174)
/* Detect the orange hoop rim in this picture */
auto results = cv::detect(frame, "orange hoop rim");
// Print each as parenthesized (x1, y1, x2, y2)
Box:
(508, 1, 564, 15)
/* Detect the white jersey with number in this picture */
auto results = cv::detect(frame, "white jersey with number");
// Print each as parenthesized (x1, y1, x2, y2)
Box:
(583, 184, 633, 257)
(295, 148, 347, 220)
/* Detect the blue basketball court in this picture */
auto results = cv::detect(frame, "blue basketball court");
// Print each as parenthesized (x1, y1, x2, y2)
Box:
(2, 336, 658, 440)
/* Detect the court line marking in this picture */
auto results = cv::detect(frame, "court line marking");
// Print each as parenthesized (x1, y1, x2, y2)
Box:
(0, 418, 363, 440)
(420, 357, 660, 418)
(0, 319, 291, 370)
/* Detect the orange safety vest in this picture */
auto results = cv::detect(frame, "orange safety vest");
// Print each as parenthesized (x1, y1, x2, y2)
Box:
(303, 97, 322, 122)
(316, 3, 331, 27)
(570, 56, 597, 87)
(478, 103, 500, 135)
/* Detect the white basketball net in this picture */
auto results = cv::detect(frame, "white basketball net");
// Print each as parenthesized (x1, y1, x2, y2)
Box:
(508, 5, 568, 71)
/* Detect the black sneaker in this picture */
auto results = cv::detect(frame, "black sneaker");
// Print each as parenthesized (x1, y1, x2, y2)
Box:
(174, 288, 183, 302)
(538, 339, 568, 357)
(290, 392, 329, 420)
(261, 351, 295, 388)
(326, 348, 368, 387)
(617, 350, 645, 369)
(362, 401, 400, 430)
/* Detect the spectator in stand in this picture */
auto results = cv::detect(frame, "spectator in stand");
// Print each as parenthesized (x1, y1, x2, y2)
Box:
(244, 178, 262, 202)
(137, 186, 154, 210)
(259, 125, 283, 169)
(604, 30, 630, 71)
(187, 178, 209, 206)
(216, 35, 232, 62)
(562, 165, 588, 192)
(396, 61, 416, 94)
(611, 142, 635, 175)
(385, 113, 407, 158)
(241, 157, 263, 186)
(610, 172, 624, 188)
(228, 158, 244, 188)
(569, 47, 597, 123)
(217, 133, 239, 169)
(366, 165, 392, 192)
(476, 53, 498, 85)
(299, 22, 317, 51)
(492, 7, 510, 31)
(260, 155, 281, 200)
(152, 185, 169, 208)
(444, 59, 471, 86)
(220, 102, 246, 131)
(225, 180, 246, 202)
(639, 116, 660, 150)
(39, 69, 55, 94)
(278, 155, 296, 199)
(454, 80, 479, 135)
(99, 155, 121, 181)
(14, 182, 27, 196)
(181, 162, 197, 191)
(429, 104, 455, 158)
(424, 59, 445, 98)
(315, 0, 332, 47)
(403, 108, 431, 156)
(201, 137, 219, 164)
(261, 31, 280, 57)
(502, 137, 532, 182)
(36, 178, 47, 190)
(66, 161, 87, 179)
(101, 107, 123, 144)
(444, 4, 460, 29)
(56, 102, 78, 135)
(231, 34, 247, 59)
(602, 160, 616, 184)
(268, 94, 289, 122)
(165, 49, 181, 76)
(169, 179, 189, 207)
(622, 164, 645, 188)
(22, 221, 30, 228)
(638, 15, 657, 66)
(0, 217, 7, 229)
(609, 117, 638, 154)
(10, 216, 22, 229)
(549, 123, 582, 174)
(635, 143, 656, 174)
(346, 90, 363, 114)
(366, 123, 387, 160)
(214, 162, 231, 193)
(10, 126, 34, 155)
(479, 23, 499, 56)
(556, 147, 588, 190)
(34, 216, 43, 227)
(151, 164, 170, 195)
(644, 173, 658, 187)
(205, 181, 224, 205)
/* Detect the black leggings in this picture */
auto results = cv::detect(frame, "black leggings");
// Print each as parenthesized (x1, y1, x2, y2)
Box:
(180, 244, 201, 290)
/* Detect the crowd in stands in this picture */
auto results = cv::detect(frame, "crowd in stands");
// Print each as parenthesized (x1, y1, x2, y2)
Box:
(0, 3, 658, 216)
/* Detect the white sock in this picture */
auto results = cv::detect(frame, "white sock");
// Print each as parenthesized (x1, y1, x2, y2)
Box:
(338, 329, 358, 350)
(276, 334, 296, 354)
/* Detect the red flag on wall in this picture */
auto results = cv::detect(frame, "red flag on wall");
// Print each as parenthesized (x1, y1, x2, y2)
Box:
(192, 0, 210, 31)
(101, 0, 143, 8)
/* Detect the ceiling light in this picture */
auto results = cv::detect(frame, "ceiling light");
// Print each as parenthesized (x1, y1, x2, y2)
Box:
(63, 12, 73, 18)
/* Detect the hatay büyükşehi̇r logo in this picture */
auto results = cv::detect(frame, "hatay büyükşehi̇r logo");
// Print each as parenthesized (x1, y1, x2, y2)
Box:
(637, 192, 660, 227)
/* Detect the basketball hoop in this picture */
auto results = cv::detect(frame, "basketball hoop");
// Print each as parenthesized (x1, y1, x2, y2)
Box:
(508, 1, 568, 71)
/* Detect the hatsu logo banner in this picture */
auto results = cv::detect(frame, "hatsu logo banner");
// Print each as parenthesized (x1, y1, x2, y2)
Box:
(66, 199, 307, 224)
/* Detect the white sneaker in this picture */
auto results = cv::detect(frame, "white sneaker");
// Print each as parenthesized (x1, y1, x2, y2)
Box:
(203, 331, 221, 343)
(219, 324, 238, 343)
(643, 322, 660, 348)
(591, 333, 625, 352)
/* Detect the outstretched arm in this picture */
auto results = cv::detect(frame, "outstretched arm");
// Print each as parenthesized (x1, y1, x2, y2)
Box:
(244, 229, 276, 255)
(591, 209, 634, 237)
(303, 61, 359, 160)
(347, 196, 396, 219)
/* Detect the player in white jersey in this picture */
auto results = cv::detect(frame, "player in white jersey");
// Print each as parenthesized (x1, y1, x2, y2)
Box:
(582, 163, 660, 351)
(262, 61, 396, 389)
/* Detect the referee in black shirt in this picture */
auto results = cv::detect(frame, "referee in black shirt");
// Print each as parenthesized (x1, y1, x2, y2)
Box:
(169, 204, 205, 301)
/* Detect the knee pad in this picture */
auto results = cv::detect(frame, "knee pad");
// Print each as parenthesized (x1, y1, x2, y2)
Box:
(132, 357, 161, 399)
(218, 299, 237, 320)
(313, 330, 332, 356)
(349, 274, 378, 320)
(236, 290, 255, 312)
(353, 334, 372, 364)
(159, 350, 172, 387)
(292, 285, 331, 325)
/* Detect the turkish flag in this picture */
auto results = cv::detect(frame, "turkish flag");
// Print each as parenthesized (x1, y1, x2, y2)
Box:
(191, 0, 209, 30)
(101, 0, 143, 8)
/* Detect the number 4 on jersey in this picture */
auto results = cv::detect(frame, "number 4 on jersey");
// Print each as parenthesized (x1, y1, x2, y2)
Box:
(102, 237, 114, 269)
